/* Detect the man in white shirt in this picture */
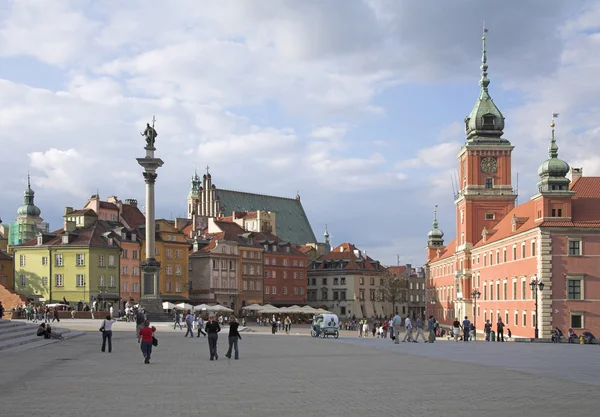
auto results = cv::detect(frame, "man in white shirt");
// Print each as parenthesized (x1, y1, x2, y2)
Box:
(402, 316, 414, 342)
(392, 314, 402, 344)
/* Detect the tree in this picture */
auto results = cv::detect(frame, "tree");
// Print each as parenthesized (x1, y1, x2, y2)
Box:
(379, 273, 407, 315)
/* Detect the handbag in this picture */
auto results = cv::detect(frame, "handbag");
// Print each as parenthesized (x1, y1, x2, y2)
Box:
(152, 336, 158, 347)
(99, 320, 105, 332)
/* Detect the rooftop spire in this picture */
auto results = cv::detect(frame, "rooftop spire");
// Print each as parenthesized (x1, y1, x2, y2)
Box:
(27, 171, 31, 189)
(549, 113, 559, 158)
(480, 22, 490, 93)
(427, 205, 444, 246)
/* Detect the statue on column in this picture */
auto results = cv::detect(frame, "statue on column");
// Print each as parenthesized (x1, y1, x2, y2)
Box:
(141, 117, 158, 148)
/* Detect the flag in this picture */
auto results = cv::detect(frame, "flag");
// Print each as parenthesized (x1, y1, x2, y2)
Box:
(552, 113, 559, 118)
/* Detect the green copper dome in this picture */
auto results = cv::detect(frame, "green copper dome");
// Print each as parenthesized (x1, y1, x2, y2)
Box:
(464, 28, 508, 143)
(538, 134, 569, 178)
(427, 208, 444, 246)
(17, 176, 41, 218)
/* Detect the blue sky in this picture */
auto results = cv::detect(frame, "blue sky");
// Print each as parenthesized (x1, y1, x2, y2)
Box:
(1, 0, 599, 266)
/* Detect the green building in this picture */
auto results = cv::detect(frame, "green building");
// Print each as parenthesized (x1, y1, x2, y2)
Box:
(13, 213, 120, 307)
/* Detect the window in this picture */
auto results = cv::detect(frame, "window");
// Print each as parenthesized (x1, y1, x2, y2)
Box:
(322, 278, 327, 285)
(19, 255, 26, 267)
(19, 275, 26, 286)
(311, 278, 317, 286)
(243, 281, 248, 291)
(41, 256, 48, 265)
(250, 265, 255, 275)
(285, 247, 290, 253)
(175, 265, 182, 276)
(370, 289, 376, 301)
(489, 284, 494, 300)
(300, 287, 304, 295)
(109, 276, 115, 287)
(229, 260, 236, 271)
(322, 290, 328, 300)
(55, 254, 64, 267)
(485, 178, 493, 189)
(213, 259, 219, 270)
(489, 253, 492, 265)
(272, 286, 277, 295)
(154, 247, 159, 256)
(567, 277, 583, 300)
(531, 241, 536, 257)
(522, 279, 527, 300)
(359, 277, 364, 285)
(166, 265, 173, 275)
(167, 281, 173, 292)
(122, 265, 128, 275)
(249, 281, 254, 291)
(503, 282, 507, 300)
(333, 291, 339, 300)
(334, 278, 339, 285)
(272, 258, 276, 266)
(514, 311, 519, 326)
(265, 258, 270, 265)
(482, 114, 496, 126)
(133, 282, 139, 292)
(132, 250, 139, 259)
(122, 249, 128, 259)
(496, 282, 500, 301)
(503, 248, 507, 263)
(166, 249, 173, 259)
(98, 255, 105, 266)
(176, 282, 181, 293)
(370, 278, 375, 285)
(485, 213, 495, 220)
(123, 282, 129, 292)
(55, 274, 64, 287)
(108, 255, 115, 267)
(99, 275, 105, 286)
(265, 271, 271, 278)
(221, 260, 227, 269)
(62, 235, 69, 244)
(496, 251, 499, 264)
(568, 239, 581, 256)
(512, 279, 517, 300)
(341, 277, 346, 285)
(521, 243, 526, 258)
(176, 250, 181, 259)
(523, 311, 527, 327)
(76, 274, 85, 287)
(283, 259, 288, 266)
(265, 286, 270, 295)
(42, 276, 48, 286)
(513, 246, 517, 260)
(483, 255, 487, 267)
(293, 272, 298, 280)
(571, 313, 583, 329)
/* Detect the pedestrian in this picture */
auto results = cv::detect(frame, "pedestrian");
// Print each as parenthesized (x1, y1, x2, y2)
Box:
(52, 307, 60, 322)
(174, 310, 183, 330)
(427, 315, 436, 343)
(392, 313, 402, 344)
(184, 310, 194, 338)
(197, 314, 206, 337)
(135, 310, 145, 338)
(225, 315, 242, 360)
(402, 316, 414, 342)
(205, 314, 221, 360)
(496, 317, 505, 342)
(362, 320, 369, 337)
(100, 314, 117, 353)
(462, 316, 471, 342)
(358, 320, 363, 337)
(413, 316, 428, 342)
(484, 319, 492, 342)
(284, 316, 291, 334)
(452, 318, 461, 342)
(137, 320, 156, 364)
(271, 317, 277, 335)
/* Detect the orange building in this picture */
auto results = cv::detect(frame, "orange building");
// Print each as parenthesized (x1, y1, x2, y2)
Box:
(426, 30, 600, 339)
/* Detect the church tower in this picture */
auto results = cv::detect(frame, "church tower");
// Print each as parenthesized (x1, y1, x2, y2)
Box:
(455, 26, 517, 250)
(8, 175, 48, 247)
(426, 206, 445, 261)
(187, 167, 201, 219)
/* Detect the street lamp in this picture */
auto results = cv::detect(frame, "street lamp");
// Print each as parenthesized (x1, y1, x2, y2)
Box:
(471, 289, 481, 340)
(530, 278, 545, 338)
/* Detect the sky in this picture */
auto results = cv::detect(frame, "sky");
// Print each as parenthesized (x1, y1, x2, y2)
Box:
(1, 0, 599, 266)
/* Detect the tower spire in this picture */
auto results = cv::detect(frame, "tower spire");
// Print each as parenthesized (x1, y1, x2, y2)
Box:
(27, 172, 31, 189)
(549, 113, 559, 158)
(480, 22, 490, 93)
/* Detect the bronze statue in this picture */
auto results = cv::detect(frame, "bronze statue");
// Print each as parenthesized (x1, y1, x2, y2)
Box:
(141, 121, 157, 148)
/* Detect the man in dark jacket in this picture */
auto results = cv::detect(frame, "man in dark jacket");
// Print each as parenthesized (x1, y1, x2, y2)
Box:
(205, 315, 221, 360)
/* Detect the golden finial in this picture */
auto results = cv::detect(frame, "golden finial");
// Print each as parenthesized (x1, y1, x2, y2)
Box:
(551, 112, 559, 129)
(482, 21, 488, 40)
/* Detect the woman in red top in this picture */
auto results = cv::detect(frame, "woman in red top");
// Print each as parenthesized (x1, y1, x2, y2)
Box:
(137, 320, 156, 364)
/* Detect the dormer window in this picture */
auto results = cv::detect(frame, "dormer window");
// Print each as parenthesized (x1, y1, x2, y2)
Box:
(62, 235, 69, 244)
(37, 236, 43, 245)
(482, 114, 496, 127)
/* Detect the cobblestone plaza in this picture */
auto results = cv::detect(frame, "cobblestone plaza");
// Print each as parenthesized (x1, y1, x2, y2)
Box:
(1, 324, 599, 416)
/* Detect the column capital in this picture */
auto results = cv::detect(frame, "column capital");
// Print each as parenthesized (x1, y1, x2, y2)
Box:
(143, 172, 158, 184)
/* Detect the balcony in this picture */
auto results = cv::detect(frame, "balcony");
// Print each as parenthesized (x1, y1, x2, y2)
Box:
(212, 288, 238, 294)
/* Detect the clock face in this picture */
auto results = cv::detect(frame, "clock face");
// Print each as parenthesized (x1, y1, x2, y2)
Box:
(481, 157, 498, 173)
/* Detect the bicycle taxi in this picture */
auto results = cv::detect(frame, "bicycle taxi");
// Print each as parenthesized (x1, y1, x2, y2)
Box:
(311, 313, 339, 339)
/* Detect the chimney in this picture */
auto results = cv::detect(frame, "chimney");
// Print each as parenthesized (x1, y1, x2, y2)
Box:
(571, 167, 583, 183)
(65, 220, 76, 232)
(64, 207, 74, 216)
(107, 195, 119, 203)
(124, 199, 138, 208)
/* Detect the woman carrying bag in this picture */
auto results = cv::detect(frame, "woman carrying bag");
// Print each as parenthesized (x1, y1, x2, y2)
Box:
(100, 315, 117, 353)
(138, 320, 157, 364)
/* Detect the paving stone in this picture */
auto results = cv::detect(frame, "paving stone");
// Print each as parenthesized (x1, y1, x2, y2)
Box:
(0, 330, 598, 417)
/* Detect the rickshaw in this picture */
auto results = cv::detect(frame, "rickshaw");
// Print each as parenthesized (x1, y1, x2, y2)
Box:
(311, 314, 339, 339)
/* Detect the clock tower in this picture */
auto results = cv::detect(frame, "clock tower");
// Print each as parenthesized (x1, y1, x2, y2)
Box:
(455, 26, 517, 253)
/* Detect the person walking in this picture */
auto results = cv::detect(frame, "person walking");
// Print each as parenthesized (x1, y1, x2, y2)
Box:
(100, 314, 117, 353)
(392, 313, 402, 344)
(496, 317, 505, 342)
(173, 310, 183, 330)
(462, 316, 471, 342)
(284, 316, 291, 335)
(225, 315, 242, 360)
(135, 310, 145, 338)
(197, 314, 206, 337)
(452, 318, 461, 342)
(484, 319, 492, 342)
(52, 307, 60, 322)
(427, 315, 436, 343)
(413, 316, 427, 343)
(205, 315, 221, 360)
(402, 316, 414, 343)
(137, 320, 156, 364)
(184, 310, 195, 338)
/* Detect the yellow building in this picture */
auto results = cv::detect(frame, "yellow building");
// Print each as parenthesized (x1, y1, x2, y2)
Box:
(12, 218, 120, 307)
(141, 219, 190, 303)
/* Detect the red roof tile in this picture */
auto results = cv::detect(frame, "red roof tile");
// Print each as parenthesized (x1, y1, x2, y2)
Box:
(99, 201, 119, 210)
(313, 243, 383, 271)
(0, 250, 12, 260)
(17, 222, 118, 248)
(67, 209, 97, 216)
(121, 204, 145, 228)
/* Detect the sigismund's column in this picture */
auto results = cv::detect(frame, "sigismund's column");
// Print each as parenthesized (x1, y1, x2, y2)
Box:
(137, 118, 164, 313)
